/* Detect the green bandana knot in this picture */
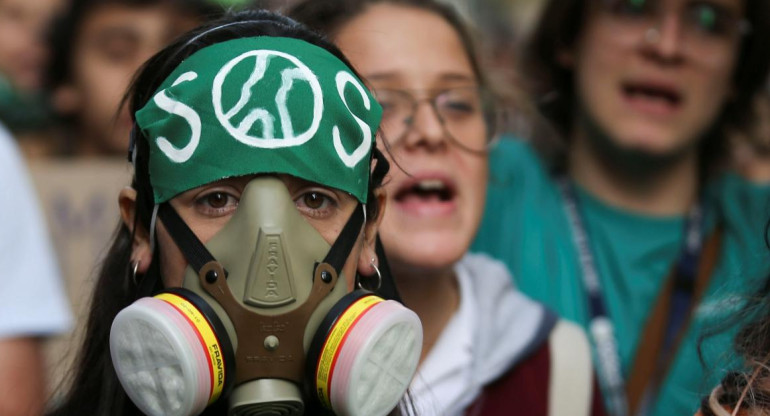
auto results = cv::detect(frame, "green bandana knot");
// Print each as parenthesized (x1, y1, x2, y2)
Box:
(135, 37, 382, 203)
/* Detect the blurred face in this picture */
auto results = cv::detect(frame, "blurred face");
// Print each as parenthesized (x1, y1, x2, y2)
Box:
(63, 4, 201, 156)
(0, 0, 63, 90)
(570, 0, 745, 154)
(335, 4, 488, 275)
(122, 174, 380, 290)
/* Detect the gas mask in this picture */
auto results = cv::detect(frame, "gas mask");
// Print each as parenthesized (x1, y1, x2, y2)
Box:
(110, 177, 422, 416)
(109, 36, 422, 415)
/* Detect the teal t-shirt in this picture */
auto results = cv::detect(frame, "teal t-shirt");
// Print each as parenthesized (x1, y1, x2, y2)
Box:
(472, 137, 770, 415)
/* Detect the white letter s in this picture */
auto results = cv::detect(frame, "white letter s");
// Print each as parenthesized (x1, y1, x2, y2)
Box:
(153, 71, 201, 163)
(332, 72, 372, 168)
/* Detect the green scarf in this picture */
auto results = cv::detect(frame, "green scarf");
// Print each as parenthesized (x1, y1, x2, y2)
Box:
(136, 37, 382, 203)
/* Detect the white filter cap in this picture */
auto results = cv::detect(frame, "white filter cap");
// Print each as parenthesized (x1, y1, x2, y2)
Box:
(110, 297, 211, 416)
(330, 300, 423, 416)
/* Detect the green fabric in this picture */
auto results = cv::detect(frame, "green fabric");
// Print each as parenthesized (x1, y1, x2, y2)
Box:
(205, 0, 250, 7)
(136, 37, 382, 203)
(0, 75, 52, 132)
(472, 137, 770, 415)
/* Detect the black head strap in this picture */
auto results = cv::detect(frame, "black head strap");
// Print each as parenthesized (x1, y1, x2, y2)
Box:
(157, 197, 404, 304)
(157, 202, 217, 274)
(157, 200, 365, 279)
(319, 203, 364, 274)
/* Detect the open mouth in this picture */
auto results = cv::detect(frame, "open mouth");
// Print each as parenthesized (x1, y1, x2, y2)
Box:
(394, 178, 457, 204)
(622, 82, 682, 112)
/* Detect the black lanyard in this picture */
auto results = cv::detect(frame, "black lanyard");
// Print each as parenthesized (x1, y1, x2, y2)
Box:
(558, 179, 704, 416)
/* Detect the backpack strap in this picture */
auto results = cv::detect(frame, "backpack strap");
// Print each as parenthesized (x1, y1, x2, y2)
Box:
(626, 227, 723, 412)
(548, 321, 593, 416)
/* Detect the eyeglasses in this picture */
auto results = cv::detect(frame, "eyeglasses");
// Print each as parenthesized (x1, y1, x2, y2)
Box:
(374, 86, 500, 153)
(598, 0, 750, 55)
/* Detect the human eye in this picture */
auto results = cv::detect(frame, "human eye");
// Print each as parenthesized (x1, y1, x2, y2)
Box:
(437, 89, 481, 119)
(376, 89, 411, 120)
(294, 189, 338, 219)
(686, 2, 737, 36)
(194, 190, 239, 217)
(94, 30, 140, 64)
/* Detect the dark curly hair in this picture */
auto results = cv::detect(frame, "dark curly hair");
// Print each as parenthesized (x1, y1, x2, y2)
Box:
(699, 226, 770, 416)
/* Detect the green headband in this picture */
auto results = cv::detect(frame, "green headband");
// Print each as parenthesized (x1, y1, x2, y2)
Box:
(135, 37, 382, 204)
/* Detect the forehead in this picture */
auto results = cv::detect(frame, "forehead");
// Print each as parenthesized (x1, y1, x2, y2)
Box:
(335, 3, 476, 85)
(77, 2, 194, 41)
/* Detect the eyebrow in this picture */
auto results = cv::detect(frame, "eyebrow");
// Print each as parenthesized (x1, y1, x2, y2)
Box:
(438, 73, 476, 83)
(364, 73, 402, 83)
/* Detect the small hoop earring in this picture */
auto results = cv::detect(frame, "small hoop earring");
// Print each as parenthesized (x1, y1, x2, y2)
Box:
(358, 259, 382, 292)
(131, 260, 141, 286)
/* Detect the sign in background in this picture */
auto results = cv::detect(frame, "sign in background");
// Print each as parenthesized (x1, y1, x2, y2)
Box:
(29, 159, 132, 395)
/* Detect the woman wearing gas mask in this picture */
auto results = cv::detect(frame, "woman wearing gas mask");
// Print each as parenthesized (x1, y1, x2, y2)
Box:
(290, 1, 605, 415)
(48, 9, 422, 416)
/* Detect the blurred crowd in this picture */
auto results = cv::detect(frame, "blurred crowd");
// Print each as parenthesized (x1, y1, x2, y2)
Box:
(1, 0, 770, 415)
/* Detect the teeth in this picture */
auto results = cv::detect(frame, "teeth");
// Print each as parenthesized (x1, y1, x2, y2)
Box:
(416, 179, 445, 191)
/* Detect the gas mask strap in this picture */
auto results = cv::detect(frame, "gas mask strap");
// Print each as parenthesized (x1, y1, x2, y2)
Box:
(158, 198, 364, 279)
(319, 202, 365, 276)
(157, 202, 218, 274)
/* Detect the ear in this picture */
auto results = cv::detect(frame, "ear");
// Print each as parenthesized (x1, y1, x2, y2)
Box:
(357, 189, 387, 276)
(119, 187, 153, 274)
(52, 84, 82, 116)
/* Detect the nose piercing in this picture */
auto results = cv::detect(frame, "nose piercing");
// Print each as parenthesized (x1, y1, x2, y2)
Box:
(644, 27, 661, 44)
